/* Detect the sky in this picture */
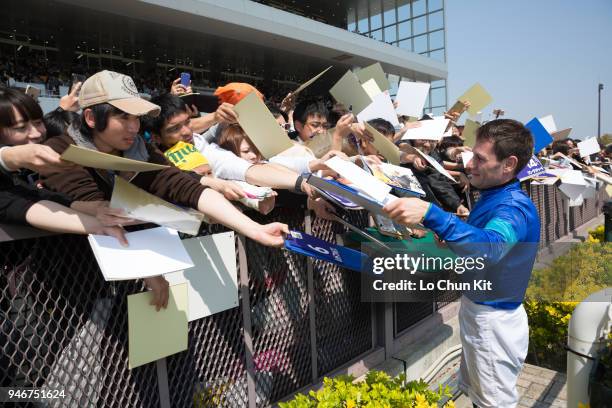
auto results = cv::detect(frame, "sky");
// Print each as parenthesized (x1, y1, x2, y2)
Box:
(445, 0, 612, 139)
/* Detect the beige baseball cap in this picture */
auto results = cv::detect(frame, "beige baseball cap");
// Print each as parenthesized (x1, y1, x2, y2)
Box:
(78, 70, 160, 117)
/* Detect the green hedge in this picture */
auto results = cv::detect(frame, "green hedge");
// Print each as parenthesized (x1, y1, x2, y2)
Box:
(279, 371, 454, 408)
(525, 232, 610, 371)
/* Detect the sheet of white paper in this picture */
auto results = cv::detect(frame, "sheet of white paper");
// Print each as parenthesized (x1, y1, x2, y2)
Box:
(560, 169, 587, 186)
(110, 177, 203, 235)
(324, 156, 392, 202)
(577, 137, 600, 157)
(165, 232, 238, 322)
(530, 177, 559, 186)
(361, 78, 383, 99)
(558, 170, 587, 200)
(551, 127, 572, 141)
(394, 81, 430, 117)
(88, 227, 194, 281)
(357, 91, 400, 127)
(538, 114, 557, 134)
(405, 146, 457, 183)
(401, 117, 450, 141)
(461, 151, 474, 168)
(568, 194, 584, 207)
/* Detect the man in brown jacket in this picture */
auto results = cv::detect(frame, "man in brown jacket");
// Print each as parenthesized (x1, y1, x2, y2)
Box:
(42, 70, 288, 249)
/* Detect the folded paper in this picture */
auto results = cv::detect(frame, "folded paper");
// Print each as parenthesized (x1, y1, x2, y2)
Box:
(364, 122, 400, 165)
(395, 81, 430, 118)
(329, 70, 372, 114)
(357, 92, 400, 127)
(165, 233, 238, 321)
(234, 92, 295, 159)
(324, 156, 392, 202)
(401, 117, 450, 141)
(61, 144, 169, 172)
(355, 62, 390, 92)
(457, 83, 492, 116)
(577, 137, 600, 158)
(111, 176, 203, 235)
(88, 227, 194, 281)
(128, 283, 188, 368)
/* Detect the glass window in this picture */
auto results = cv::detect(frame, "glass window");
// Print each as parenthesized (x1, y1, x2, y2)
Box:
(429, 30, 444, 50)
(428, 0, 443, 12)
(383, 0, 397, 25)
(431, 79, 445, 88)
(371, 29, 383, 41)
(414, 34, 428, 53)
(397, 0, 411, 20)
(431, 106, 446, 116)
(412, 0, 426, 16)
(398, 21, 411, 39)
(429, 49, 445, 62)
(387, 74, 400, 97)
(398, 38, 412, 51)
(428, 10, 444, 31)
(384, 25, 397, 43)
(370, 1, 383, 30)
(357, 0, 369, 33)
(413, 16, 427, 35)
(431, 87, 446, 106)
(347, 7, 357, 31)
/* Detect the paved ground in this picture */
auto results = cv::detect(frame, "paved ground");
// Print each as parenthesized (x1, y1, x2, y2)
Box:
(454, 363, 567, 408)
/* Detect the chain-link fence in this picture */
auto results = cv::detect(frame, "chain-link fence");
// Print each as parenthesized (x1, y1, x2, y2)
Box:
(1, 184, 608, 406)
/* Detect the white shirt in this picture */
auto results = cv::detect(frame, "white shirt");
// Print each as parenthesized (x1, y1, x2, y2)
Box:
(192, 132, 252, 181)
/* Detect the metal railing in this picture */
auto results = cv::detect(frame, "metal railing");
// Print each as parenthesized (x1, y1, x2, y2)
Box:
(1, 183, 607, 407)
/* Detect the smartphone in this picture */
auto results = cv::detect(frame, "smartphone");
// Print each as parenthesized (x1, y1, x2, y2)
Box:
(70, 74, 87, 97)
(180, 72, 191, 87)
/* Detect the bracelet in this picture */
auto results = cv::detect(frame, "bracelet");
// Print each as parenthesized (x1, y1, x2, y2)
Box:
(419, 202, 433, 224)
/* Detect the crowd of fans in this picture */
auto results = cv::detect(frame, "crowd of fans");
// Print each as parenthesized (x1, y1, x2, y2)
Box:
(1, 66, 610, 310)
(0, 54, 299, 102)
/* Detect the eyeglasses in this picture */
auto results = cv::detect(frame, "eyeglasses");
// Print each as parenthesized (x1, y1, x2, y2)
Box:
(305, 121, 330, 130)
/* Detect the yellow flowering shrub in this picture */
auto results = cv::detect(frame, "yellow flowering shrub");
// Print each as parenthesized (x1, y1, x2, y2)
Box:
(279, 371, 454, 408)
(524, 237, 611, 371)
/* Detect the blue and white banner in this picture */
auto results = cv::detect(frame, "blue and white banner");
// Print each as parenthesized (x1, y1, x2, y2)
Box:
(284, 231, 367, 272)
(517, 155, 546, 181)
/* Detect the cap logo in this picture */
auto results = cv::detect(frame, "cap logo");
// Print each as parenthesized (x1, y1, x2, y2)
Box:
(121, 76, 139, 97)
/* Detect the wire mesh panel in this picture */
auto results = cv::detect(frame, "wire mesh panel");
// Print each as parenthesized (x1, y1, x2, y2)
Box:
(311, 209, 373, 377)
(1, 234, 161, 408)
(247, 206, 312, 406)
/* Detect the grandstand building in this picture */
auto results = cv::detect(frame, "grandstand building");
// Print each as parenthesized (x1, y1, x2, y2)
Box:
(1, 0, 447, 113)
